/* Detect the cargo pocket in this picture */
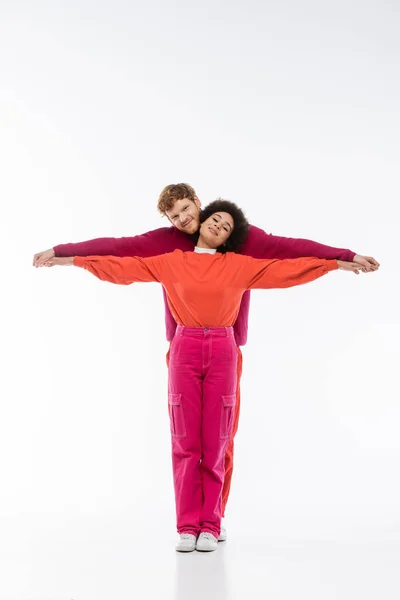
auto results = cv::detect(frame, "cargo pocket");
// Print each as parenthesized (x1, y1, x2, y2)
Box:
(168, 393, 186, 438)
(220, 394, 236, 439)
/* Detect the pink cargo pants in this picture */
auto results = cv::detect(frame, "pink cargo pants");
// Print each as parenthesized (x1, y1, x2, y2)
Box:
(168, 326, 237, 539)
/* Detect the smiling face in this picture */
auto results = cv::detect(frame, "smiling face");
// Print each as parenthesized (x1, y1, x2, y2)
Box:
(165, 197, 202, 235)
(197, 211, 234, 249)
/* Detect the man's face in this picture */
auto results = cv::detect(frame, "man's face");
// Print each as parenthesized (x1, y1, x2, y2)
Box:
(165, 197, 201, 235)
(199, 211, 234, 248)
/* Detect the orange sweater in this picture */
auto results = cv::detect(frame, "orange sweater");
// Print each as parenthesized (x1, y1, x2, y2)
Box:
(74, 251, 338, 327)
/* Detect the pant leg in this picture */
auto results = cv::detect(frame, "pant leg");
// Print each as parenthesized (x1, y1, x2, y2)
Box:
(166, 343, 171, 417)
(222, 346, 243, 517)
(199, 332, 238, 538)
(168, 334, 203, 536)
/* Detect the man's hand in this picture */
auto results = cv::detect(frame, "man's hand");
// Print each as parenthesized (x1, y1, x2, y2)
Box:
(353, 254, 380, 273)
(33, 248, 55, 267)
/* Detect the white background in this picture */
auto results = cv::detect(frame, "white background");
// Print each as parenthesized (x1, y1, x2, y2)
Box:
(1, 1, 399, 599)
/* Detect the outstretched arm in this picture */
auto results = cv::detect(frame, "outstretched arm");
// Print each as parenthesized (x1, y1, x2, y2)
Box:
(241, 225, 379, 272)
(33, 227, 193, 266)
(73, 255, 165, 285)
(246, 256, 338, 289)
(232, 255, 362, 291)
(44, 255, 165, 285)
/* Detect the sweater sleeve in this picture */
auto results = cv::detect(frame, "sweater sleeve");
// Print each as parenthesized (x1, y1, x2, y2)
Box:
(55, 228, 187, 258)
(233, 255, 338, 290)
(73, 254, 166, 285)
(240, 225, 356, 261)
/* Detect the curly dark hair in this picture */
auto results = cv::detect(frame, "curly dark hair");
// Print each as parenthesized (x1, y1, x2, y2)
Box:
(195, 198, 250, 253)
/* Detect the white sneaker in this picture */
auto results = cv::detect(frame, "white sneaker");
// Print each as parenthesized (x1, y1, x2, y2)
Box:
(218, 524, 227, 542)
(196, 532, 218, 552)
(176, 533, 197, 552)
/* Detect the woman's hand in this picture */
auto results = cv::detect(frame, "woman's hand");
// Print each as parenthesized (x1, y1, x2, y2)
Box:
(337, 260, 364, 275)
(34, 256, 74, 267)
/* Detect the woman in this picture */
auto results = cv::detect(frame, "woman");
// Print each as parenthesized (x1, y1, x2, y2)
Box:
(45, 200, 359, 552)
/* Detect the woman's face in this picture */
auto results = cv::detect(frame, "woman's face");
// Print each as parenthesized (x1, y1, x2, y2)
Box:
(198, 211, 234, 248)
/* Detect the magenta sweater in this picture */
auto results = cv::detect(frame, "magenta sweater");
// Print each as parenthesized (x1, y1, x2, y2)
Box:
(54, 225, 355, 346)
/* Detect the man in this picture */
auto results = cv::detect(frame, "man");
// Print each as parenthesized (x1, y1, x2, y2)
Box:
(33, 183, 379, 540)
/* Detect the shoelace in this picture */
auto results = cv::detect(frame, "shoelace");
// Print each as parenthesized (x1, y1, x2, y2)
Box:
(200, 532, 215, 540)
(181, 534, 195, 539)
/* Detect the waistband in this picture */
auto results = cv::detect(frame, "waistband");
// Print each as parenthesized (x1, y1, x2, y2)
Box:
(176, 325, 234, 338)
